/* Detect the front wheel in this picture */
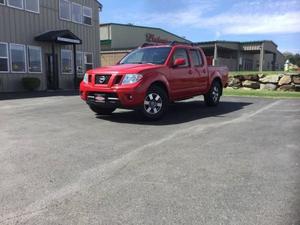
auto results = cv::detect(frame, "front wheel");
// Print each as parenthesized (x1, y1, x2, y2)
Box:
(89, 105, 116, 115)
(204, 81, 222, 106)
(139, 86, 168, 120)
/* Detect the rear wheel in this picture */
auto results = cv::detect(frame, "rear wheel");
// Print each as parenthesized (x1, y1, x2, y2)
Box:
(204, 81, 222, 106)
(89, 105, 116, 115)
(140, 86, 168, 120)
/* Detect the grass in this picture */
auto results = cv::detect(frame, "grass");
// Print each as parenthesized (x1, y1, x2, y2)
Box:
(229, 71, 284, 77)
(223, 87, 300, 99)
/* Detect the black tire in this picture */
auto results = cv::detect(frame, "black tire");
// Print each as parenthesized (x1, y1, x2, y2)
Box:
(89, 105, 116, 115)
(204, 81, 222, 106)
(139, 85, 168, 120)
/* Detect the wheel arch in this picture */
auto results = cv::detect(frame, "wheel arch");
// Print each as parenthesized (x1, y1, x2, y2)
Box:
(149, 80, 170, 100)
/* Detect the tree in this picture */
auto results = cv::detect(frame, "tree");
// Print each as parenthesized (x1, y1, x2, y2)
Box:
(283, 52, 300, 66)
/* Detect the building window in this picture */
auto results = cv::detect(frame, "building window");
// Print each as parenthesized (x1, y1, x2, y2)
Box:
(76, 51, 83, 74)
(0, 43, 9, 72)
(28, 46, 42, 73)
(72, 2, 82, 23)
(83, 6, 92, 25)
(84, 53, 93, 71)
(25, 0, 39, 13)
(7, 0, 23, 9)
(10, 44, 26, 73)
(61, 49, 73, 74)
(59, 0, 71, 21)
(0, 0, 5, 5)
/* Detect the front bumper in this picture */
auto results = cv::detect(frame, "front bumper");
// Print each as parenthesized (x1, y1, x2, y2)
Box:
(80, 83, 145, 108)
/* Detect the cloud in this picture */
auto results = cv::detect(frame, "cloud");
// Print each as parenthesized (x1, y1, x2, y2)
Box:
(115, 0, 300, 36)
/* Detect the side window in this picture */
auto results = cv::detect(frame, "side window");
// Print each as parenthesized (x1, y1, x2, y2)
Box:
(0, 43, 9, 72)
(28, 46, 42, 73)
(83, 6, 92, 25)
(72, 2, 82, 23)
(59, 0, 71, 21)
(190, 49, 203, 67)
(61, 49, 73, 74)
(7, 0, 23, 9)
(10, 44, 26, 73)
(25, 0, 39, 13)
(172, 48, 189, 67)
(84, 53, 93, 71)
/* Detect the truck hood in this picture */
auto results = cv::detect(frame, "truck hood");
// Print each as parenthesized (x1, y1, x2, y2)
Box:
(90, 64, 165, 74)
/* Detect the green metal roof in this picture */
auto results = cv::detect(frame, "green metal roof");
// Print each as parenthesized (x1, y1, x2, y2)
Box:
(100, 23, 191, 43)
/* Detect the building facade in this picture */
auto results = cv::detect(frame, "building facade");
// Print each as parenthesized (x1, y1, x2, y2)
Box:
(0, 0, 101, 92)
(196, 41, 285, 72)
(100, 23, 190, 66)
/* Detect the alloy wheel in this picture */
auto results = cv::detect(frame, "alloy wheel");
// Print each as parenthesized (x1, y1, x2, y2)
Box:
(144, 93, 163, 115)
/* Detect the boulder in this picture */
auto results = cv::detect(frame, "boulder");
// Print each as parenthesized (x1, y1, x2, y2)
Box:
(278, 84, 296, 92)
(259, 75, 280, 84)
(260, 83, 277, 91)
(292, 75, 300, 84)
(258, 73, 266, 79)
(241, 75, 259, 81)
(228, 77, 241, 88)
(242, 80, 260, 89)
(278, 75, 292, 85)
(235, 74, 259, 81)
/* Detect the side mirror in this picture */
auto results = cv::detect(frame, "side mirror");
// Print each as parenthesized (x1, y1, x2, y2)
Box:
(173, 58, 186, 67)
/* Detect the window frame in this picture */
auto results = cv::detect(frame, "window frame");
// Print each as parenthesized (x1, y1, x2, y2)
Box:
(84, 52, 93, 71)
(7, 0, 24, 9)
(24, 0, 40, 14)
(27, 45, 42, 73)
(61, 49, 73, 74)
(71, 2, 82, 24)
(0, 42, 9, 73)
(0, 0, 5, 6)
(59, 0, 71, 21)
(10, 43, 27, 73)
(82, 6, 92, 26)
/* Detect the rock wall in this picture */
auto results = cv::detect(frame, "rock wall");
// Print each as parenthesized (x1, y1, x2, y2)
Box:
(228, 73, 300, 92)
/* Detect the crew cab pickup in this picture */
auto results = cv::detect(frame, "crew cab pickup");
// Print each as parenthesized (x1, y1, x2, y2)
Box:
(80, 42, 228, 120)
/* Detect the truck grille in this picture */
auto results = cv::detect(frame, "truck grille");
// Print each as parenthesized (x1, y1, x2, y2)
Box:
(95, 74, 111, 84)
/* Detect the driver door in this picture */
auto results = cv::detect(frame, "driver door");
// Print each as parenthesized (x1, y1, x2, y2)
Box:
(169, 48, 194, 99)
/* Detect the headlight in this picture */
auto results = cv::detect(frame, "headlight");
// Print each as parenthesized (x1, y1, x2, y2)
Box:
(83, 73, 89, 84)
(122, 74, 143, 85)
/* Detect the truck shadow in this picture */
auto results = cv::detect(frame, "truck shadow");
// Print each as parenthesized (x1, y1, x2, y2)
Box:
(96, 100, 253, 125)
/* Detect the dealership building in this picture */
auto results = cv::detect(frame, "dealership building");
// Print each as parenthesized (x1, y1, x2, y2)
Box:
(100, 23, 285, 72)
(0, 0, 101, 92)
(196, 40, 285, 71)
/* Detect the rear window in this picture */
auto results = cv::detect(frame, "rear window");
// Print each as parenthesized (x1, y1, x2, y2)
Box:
(190, 49, 203, 66)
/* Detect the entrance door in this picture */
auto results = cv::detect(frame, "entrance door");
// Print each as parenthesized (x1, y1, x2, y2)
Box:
(45, 54, 59, 90)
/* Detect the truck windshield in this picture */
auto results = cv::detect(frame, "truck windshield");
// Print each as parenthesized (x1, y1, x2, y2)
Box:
(119, 47, 171, 65)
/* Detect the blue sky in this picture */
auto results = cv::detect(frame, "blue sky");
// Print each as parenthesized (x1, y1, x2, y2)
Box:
(99, 0, 300, 53)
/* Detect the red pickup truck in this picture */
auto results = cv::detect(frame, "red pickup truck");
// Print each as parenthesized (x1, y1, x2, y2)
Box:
(80, 42, 228, 120)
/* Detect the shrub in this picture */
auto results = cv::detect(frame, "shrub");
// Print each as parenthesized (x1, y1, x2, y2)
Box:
(22, 77, 41, 91)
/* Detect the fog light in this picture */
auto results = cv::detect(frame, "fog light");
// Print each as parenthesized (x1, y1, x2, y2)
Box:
(126, 94, 133, 100)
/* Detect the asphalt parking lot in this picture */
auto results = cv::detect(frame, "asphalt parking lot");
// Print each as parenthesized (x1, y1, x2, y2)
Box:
(0, 95, 299, 225)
